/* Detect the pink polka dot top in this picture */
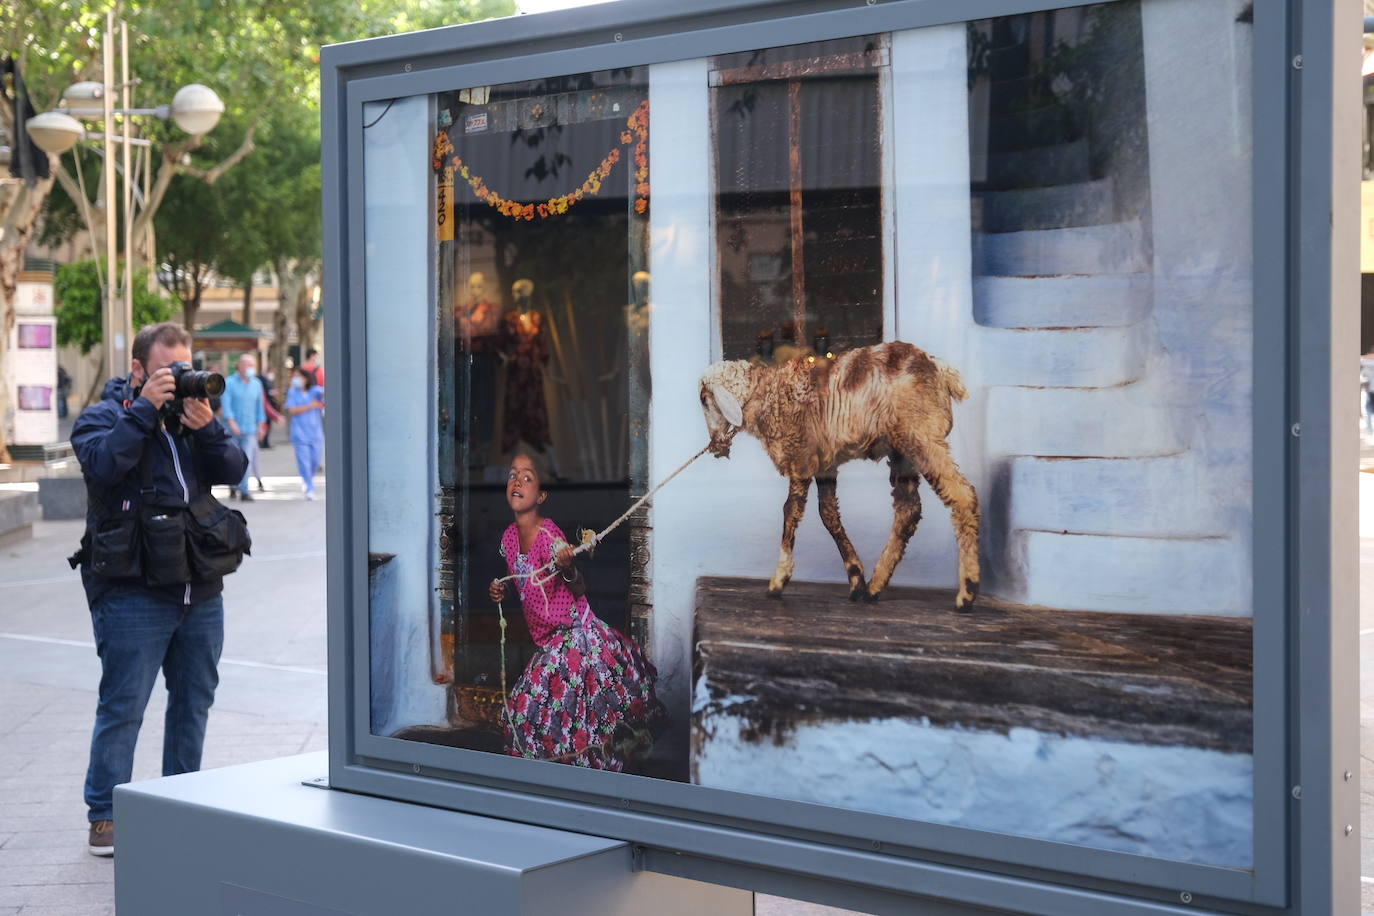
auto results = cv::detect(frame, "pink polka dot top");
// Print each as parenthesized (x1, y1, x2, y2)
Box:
(500, 519, 593, 648)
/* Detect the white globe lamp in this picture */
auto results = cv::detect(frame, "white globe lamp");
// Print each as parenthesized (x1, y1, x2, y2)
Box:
(62, 81, 106, 102)
(25, 111, 85, 155)
(170, 84, 224, 136)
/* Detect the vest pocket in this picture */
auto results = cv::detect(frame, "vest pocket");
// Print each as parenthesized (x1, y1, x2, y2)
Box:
(89, 516, 142, 580)
(141, 511, 191, 587)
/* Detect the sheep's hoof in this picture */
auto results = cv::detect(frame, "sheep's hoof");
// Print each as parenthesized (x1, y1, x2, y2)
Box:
(955, 578, 980, 611)
(862, 589, 880, 603)
(848, 585, 866, 602)
(765, 587, 784, 600)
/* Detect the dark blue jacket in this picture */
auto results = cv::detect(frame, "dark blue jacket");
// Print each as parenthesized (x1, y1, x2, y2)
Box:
(73, 377, 249, 607)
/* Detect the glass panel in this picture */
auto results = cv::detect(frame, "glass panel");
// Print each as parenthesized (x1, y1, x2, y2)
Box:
(363, 0, 1254, 869)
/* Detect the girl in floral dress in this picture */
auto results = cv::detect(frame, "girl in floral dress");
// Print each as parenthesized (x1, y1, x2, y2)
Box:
(487, 454, 666, 770)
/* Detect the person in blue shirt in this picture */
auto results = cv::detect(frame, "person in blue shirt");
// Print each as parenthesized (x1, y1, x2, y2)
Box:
(284, 366, 325, 500)
(221, 353, 267, 501)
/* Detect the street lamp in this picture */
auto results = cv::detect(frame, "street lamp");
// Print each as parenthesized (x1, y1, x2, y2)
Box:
(24, 111, 84, 156)
(25, 12, 224, 381)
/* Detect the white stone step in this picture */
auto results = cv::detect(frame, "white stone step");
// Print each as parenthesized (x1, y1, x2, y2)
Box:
(974, 220, 1150, 277)
(977, 179, 1116, 232)
(977, 324, 1147, 389)
(986, 139, 1091, 189)
(1006, 455, 1225, 538)
(986, 383, 1185, 458)
(973, 275, 1152, 329)
(1015, 530, 1245, 615)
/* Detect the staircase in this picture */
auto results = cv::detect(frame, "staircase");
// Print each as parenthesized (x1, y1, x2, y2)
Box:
(972, 20, 1239, 615)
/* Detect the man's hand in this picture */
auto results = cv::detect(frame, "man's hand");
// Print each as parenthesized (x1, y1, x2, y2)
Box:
(180, 398, 214, 431)
(227, 418, 241, 437)
(258, 422, 268, 439)
(488, 579, 507, 602)
(138, 367, 178, 410)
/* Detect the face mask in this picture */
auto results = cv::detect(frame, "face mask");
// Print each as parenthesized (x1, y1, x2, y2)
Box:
(290, 377, 304, 390)
(245, 367, 257, 379)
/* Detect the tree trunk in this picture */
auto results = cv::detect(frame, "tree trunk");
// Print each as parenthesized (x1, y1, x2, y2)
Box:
(270, 259, 295, 386)
(292, 265, 320, 360)
(182, 285, 203, 334)
(0, 166, 58, 462)
(242, 280, 254, 327)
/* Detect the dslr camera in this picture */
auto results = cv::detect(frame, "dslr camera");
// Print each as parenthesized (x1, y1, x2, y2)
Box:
(162, 361, 225, 433)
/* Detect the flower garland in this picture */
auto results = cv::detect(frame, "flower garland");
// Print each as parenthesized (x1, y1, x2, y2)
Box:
(433, 100, 649, 222)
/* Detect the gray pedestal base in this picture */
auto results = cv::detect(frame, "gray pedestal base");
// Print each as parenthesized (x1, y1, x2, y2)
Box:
(114, 752, 751, 916)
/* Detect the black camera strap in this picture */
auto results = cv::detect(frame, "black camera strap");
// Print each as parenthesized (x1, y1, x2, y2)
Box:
(139, 431, 160, 504)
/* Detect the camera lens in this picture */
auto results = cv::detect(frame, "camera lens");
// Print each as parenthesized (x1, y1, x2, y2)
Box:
(174, 368, 225, 398)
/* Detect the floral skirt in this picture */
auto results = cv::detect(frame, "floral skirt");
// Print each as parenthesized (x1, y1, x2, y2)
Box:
(503, 618, 667, 771)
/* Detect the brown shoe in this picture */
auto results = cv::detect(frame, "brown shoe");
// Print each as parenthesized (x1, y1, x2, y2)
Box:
(88, 819, 114, 857)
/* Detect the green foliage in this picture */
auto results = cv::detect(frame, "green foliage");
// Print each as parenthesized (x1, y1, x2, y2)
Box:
(16, 0, 516, 273)
(53, 260, 176, 354)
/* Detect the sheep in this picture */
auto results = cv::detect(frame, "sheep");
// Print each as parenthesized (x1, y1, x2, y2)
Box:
(698, 341, 980, 609)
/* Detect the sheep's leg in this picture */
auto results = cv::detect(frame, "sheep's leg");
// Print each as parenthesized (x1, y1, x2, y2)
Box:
(815, 476, 866, 600)
(911, 440, 981, 610)
(767, 477, 811, 598)
(865, 454, 923, 601)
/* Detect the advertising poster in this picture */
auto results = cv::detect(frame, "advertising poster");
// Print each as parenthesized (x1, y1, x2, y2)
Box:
(364, 0, 1255, 869)
(9, 317, 59, 444)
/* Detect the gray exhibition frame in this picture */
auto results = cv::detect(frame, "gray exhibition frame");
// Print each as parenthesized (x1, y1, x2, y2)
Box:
(320, 0, 1360, 913)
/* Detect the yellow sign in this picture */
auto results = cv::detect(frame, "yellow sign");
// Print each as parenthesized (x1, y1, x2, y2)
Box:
(436, 173, 455, 242)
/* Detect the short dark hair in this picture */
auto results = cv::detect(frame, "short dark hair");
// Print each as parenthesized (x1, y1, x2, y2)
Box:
(132, 322, 192, 366)
(305, 349, 319, 359)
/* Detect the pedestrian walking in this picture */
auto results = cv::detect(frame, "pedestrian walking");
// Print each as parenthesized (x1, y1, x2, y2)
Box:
(223, 353, 267, 500)
(260, 369, 283, 450)
(285, 366, 325, 500)
(301, 348, 325, 388)
(69, 322, 251, 856)
(57, 365, 72, 419)
(1361, 346, 1374, 439)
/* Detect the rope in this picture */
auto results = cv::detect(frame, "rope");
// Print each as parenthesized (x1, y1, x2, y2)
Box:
(490, 442, 713, 718)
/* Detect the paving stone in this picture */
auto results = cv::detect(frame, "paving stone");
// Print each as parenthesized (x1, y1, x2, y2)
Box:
(0, 846, 98, 867)
(10, 906, 112, 916)
(0, 860, 112, 885)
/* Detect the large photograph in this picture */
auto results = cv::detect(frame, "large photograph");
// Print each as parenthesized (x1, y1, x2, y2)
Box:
(365, 0, 1255, 868)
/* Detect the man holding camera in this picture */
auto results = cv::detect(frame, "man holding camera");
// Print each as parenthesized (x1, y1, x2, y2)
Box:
(71, 323, 249, 857)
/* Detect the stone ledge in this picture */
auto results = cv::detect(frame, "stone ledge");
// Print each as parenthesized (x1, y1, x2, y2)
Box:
(692, 575, 1251, 753)
(0, 490, 38, 545)
(38, 476, 86, 521)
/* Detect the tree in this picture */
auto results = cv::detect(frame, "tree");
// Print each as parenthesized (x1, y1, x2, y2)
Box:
(0, 0, 359, 460)
(0, 0, 516, 460)
(53, 259, 175, 354)
(154, 121, 271, 330)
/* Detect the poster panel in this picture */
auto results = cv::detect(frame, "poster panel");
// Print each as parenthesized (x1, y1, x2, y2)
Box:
(364, 0, 1254, 872)
(10, 317, 59, 444)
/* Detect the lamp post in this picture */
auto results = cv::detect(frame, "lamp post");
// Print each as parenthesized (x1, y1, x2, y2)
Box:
(25, 11, 224, 380)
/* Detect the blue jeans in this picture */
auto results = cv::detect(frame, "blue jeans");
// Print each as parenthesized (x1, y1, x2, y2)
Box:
(84, 589, 224, 822)
(234, 431, 259, 494)
(293, 438, 322, 494)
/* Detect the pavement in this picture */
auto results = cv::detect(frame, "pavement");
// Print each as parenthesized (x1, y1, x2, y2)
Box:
(0, 441, 327, 915)
(0, 436, 1368, 915)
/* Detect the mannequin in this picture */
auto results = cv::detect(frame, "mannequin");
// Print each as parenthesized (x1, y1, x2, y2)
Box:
(460, 271, 501, 466)
(501, 278, 558, 476)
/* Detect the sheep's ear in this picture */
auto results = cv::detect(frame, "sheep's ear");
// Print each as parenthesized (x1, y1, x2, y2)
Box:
(710, 385, 744, 428)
